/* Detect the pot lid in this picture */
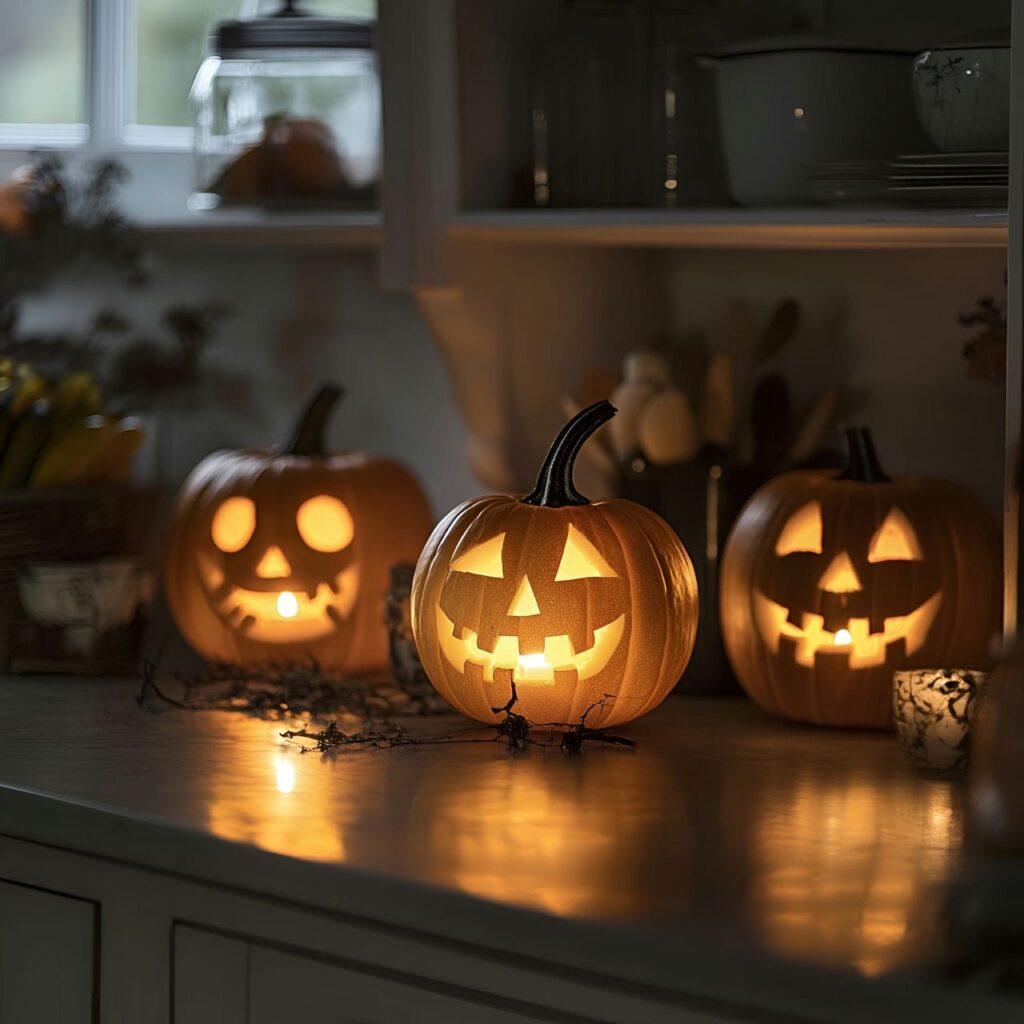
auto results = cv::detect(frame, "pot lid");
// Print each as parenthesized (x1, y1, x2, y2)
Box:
(212, 0, 374, 55)
(713, 33, 917, 59)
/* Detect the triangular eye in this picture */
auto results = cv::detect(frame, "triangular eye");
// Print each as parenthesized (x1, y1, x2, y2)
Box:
(555, 524, 617, 580)
(775, 501, 823, 556)
(451, 533, 505, 577)
(868, 508, 923, 562)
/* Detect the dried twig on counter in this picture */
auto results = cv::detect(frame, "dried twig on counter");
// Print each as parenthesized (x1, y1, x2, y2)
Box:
(278, 682, 637, 756)
(137, 656, 450, 722)
(139, 659, 638, 756)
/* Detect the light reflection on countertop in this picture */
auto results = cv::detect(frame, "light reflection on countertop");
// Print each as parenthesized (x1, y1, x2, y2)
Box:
(0, 678, 963, 977)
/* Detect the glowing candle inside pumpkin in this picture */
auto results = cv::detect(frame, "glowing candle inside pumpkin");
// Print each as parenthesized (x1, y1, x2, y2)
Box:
(277, 591, 298, 618)
(834, 628, 852, 646)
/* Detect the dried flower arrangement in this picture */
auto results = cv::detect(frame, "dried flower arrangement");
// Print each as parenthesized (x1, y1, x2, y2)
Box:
(0, 154, 242, 414)
(960, 294, 1006, 384)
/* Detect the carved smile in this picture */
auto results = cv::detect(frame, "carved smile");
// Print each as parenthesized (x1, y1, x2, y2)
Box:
(436, 606, 625, 686)
(753, 590, 942, 669)
(200, 554, 359, 643)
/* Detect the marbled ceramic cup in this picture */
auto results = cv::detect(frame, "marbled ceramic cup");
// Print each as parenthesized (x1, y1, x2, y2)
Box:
(893, 669, 988, 773)
(912, 47, 1009, 153)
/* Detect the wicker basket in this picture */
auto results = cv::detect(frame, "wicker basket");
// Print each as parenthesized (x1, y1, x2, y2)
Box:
(0, 486, 161, 674)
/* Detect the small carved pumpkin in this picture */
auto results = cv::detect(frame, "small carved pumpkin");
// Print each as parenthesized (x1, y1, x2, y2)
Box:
(721, 428, 1000, 729)
(411, 401, 698, 728)
(165, 385, 432, 671)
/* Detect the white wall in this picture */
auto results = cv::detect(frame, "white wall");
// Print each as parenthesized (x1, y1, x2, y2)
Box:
(15, 240, 1006, 519)
(666, 248, 1006, 511)
(17, 244, 479, 520)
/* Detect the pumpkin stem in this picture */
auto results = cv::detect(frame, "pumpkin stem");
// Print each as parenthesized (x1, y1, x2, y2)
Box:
(839, 426, 890, 483)
(522, 400, 616, 507)
(279, 383, 344, 457)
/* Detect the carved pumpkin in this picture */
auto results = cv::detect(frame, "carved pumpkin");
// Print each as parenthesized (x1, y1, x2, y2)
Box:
(721, 428, 1000, 729)
(411, 401, 698, 728)
(165, 385, 432, 671)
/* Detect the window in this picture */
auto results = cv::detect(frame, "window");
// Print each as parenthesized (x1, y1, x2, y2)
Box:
(0, 0, 377, 149)
(0, 1, 377, 222)
(0, 0, 87, 145)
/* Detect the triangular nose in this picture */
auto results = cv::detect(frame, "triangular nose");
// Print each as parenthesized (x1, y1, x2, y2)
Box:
(507, 575, 540, 616)
(819, 552, 862, 593)
(256, 545, 292, 578)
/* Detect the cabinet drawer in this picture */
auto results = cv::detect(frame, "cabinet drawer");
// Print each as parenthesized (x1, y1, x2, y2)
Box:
(0, 878, 97, 1024)
(176, 924, 579, 1023)
(248, 944, 563, 1023)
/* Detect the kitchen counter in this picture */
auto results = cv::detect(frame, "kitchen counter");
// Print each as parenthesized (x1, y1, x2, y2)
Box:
(0, 676, 1015, 1022)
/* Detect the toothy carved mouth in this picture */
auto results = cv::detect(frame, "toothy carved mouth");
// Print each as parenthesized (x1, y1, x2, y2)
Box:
(204, 561, 359, 643)
(436, 607, 625, 685)
(753, 590, 942, 669)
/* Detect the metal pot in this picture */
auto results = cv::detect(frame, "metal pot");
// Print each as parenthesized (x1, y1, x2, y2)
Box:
(702, 38, 929, 205)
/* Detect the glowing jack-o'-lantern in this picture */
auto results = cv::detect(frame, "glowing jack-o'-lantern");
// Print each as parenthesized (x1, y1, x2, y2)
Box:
(721, 428, 1000, 729)
(165, 384, 433, 671)
(411, 401, 698, 728)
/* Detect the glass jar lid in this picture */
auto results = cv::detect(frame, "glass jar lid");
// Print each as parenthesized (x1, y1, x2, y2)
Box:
(211, 0, 374, 56)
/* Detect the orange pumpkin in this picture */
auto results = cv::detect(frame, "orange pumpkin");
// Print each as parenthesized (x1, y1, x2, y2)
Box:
(721, 428, 1000, 729)
(165, 384, 432, 671)
(411, 401, 698, 728)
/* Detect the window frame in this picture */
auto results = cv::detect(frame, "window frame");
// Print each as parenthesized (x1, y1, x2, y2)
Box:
(0, 0, 196, 155)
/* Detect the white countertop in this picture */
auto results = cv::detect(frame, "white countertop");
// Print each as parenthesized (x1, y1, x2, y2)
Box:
(0, 676, 1016, 1021)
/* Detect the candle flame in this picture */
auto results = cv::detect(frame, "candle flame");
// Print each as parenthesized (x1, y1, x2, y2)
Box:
(276, 591, 298, 618)
(519, 652, 550, 670)
(834, 628, 852, 646)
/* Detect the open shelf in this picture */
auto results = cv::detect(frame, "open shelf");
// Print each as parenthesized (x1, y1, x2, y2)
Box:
(449, 208, 1008, 250)
(139, 210, 382, 249)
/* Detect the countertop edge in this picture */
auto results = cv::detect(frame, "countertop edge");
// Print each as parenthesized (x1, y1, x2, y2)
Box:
(0, 781, 1017, 1023)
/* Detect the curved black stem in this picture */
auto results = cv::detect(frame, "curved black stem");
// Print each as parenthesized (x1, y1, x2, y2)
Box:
(278, 383, 343, 456)
(838, 426, 890, 483)
(522, 400, 616, 508)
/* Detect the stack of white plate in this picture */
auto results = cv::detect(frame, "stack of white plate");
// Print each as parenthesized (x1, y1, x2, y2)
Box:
(810, 152, 1008, 207)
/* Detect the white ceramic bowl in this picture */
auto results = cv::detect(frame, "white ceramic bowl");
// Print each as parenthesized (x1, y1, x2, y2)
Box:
(706, 40, 929, 205)
(912, 46, 1010, 153)
(18, 559, 154, 632)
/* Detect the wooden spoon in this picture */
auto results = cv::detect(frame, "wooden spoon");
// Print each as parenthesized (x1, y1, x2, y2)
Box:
(639, 387, 700, 464)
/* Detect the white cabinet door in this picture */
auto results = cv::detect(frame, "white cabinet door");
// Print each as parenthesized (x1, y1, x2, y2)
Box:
(248, 944, 561, 1024)
(173, 926, 248, 1024)
(0, 879, 96, 1024)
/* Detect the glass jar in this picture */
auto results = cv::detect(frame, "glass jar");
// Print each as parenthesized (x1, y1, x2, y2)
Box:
(190, 1, 380, 210)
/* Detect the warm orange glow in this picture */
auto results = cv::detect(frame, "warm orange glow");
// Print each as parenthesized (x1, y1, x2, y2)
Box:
(753, 775, 958, 976)
(774, 501, 823, 556)
(555, 524, 618, 580)
(867, 508, 923, 563)
(753, 591, 941, 669)
(201, 556, 360, 643)
(211, 496, 256, 552)
(255, 545, 292, 578)
(819, 552, 863, 593)
(451, 532, 505, 577)
(415, 753, 675, 918)
(274, 754, 296, 793)
(436, 606, 625, 685)
(507, 575, 540, 616)
(206, 725, 345, 862)
(296, 494, 354, 552)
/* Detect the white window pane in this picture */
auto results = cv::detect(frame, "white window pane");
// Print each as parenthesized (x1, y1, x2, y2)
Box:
(136, 0, 377, 128)
(0, 0, 85, 123)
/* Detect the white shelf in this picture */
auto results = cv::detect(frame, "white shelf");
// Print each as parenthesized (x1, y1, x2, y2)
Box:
(139, 210, 382, 248)
(449, 208, 1008, 250)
